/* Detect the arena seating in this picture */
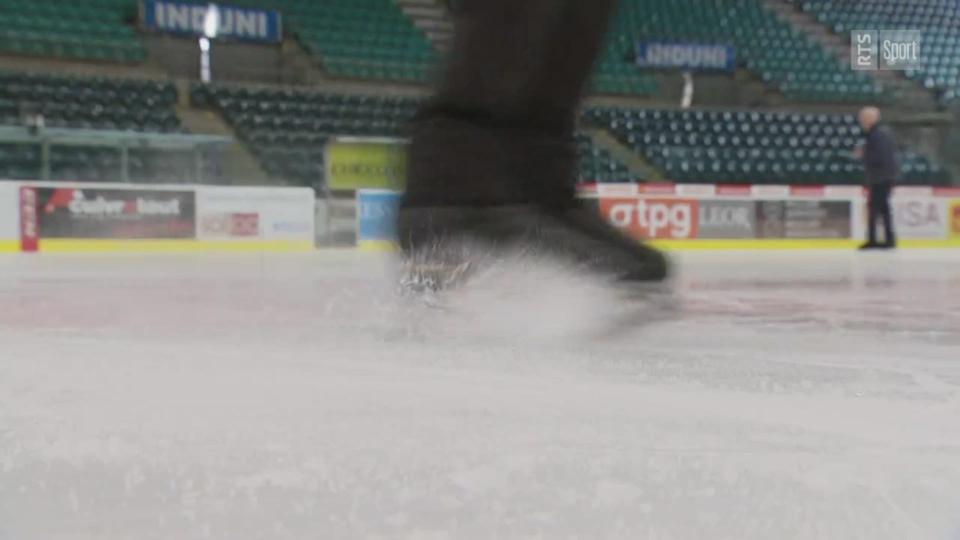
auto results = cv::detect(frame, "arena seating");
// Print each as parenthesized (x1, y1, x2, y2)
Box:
(0, 71, 180, 131)
(576, 134, 644, 183)
(0, 0, 145, 62)
(0, 71, 207, 183)
(228, 0, 438, 83)
(793, 0, 960, 102)
(193, 83, 639, 186)
(607, 0, 885, 102)
(586, 106, 947, 185)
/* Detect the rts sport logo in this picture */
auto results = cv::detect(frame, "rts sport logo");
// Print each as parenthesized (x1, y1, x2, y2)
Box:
(600, 197, 698, 239)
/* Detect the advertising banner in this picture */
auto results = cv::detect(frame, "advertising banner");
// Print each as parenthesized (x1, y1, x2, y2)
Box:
(697, 200, 756, 239)
(600, 196, 852, 240)
(0, 182, 19, 249)
(356, 190, 401, 246)
(759, 200, 852, 239)
(35, 187, 195, 239)
(600, 197, 699, 239)
(196, 186, 314, 241)
(889, 198, 948, 239)
(141, 0, 282, 43)
(635, 41, 736, 73)
(19, 186, 38, 252)
(199, 212, 260, 238)
(325, 140, 407, 191)
(951, 200, 960, 239)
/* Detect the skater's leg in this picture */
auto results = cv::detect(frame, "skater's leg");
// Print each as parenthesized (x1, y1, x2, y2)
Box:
(518, 0, 617, 208)
(404, 0, 616, 208)
(399, 0, 668, 283)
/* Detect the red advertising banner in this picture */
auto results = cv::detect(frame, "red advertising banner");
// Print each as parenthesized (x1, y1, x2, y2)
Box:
(200, 213, 261, 238)
(950, 200, 960, 238)
(599, 197, 699, 239)
(19, 186, 38, 252)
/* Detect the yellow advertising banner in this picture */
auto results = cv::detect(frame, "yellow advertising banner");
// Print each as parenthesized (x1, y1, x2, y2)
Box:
(325, 140, 406, 191)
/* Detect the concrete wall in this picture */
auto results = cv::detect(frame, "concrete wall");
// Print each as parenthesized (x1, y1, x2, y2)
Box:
(143, 35, 304, 85)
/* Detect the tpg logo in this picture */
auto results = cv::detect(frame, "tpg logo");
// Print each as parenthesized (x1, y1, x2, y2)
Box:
(600, 197, 698, 239)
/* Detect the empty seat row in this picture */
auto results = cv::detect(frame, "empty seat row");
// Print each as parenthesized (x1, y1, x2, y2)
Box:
(588, 105, 947, 185)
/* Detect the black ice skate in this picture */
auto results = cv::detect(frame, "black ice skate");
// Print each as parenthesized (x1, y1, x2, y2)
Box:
(397, 202, 669, 291)
(397, 116, 669, 292)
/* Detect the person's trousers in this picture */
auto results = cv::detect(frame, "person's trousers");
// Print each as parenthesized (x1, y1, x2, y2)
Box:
(867, 184, 896, 245)
(403, 0, 617, 208)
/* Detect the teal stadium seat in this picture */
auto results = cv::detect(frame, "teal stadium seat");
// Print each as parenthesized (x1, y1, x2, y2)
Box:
(603, 0, 890, 103)
(194, 83, 640, 187)
(0, 71, 208, 183)
(0, 0, 146, 62)
(585, 106, 947, 185)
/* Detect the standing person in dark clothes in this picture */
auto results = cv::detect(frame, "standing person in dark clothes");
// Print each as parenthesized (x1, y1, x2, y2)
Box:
(856, 106, 899, 250)
(398, 0, 668, 287)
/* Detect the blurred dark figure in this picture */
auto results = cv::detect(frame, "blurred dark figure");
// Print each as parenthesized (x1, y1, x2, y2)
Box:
(398, 0, 668, 284)
(855, 106, 898, 250)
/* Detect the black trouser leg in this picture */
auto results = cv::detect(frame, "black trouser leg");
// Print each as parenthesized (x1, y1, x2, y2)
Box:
(404, 0, 616, 208)
(867, 186, 880, 245)
(867, 184, 895, 245)
(878, 185, 896, 245)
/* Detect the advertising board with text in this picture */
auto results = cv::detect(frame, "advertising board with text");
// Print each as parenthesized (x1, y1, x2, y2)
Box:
(757, 200, 852, 239)
(0, 182, 18, 244)
(325, 141, 407, 191)
(34, 187, 196, 239)
(196, 186, 314, 241)
(600, 197, 852, 240)
(600, 197, 699, 239)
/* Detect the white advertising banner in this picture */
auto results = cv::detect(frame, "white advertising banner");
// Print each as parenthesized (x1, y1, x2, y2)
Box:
(195, 186, 315, 242)
(0, 181, 18, 243)
(890, 197, 948, 239)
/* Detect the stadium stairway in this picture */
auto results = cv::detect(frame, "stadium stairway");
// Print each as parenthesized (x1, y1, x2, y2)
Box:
(394, 0, 454, 53)
(764, 0, 938, 110)
(174, 84, 270, 185)
(582, 127, 664, 182)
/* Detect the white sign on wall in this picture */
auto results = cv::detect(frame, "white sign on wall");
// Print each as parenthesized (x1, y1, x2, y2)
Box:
(195, 186, 315, 241)
(0, 182, 19, 242)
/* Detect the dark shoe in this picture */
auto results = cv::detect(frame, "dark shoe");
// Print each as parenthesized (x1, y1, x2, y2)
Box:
(879, 242, 897, 250)
(397, 202, 669, 285)
(858, 242, 882, 250)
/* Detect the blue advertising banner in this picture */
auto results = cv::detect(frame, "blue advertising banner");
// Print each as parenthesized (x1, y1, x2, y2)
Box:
(356, 189, 401, 249)
(635, 41, 735, 73)
(142, 0, 282, 43)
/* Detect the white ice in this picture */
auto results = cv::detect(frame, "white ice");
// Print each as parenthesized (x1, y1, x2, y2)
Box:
(1, 249, 959, 539)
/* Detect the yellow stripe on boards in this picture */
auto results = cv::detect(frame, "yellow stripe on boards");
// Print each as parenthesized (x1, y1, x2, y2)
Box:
(37, 239, 315, 253)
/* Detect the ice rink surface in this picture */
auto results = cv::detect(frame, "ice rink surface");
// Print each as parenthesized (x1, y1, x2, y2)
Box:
(1, 249, 959, 539)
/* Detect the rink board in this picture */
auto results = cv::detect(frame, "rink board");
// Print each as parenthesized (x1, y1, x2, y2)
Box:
(349, 184, 960, 251)
(584, 183, 960, 250)
(0, 181, 316, 253)
(36, 239, 315, 253)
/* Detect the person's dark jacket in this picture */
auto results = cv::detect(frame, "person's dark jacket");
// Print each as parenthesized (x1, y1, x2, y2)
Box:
(863, 124, 899, 185)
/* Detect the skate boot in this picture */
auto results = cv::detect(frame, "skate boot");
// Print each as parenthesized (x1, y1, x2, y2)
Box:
(398, 202, 669, 287)
(398, 117, 669, 290)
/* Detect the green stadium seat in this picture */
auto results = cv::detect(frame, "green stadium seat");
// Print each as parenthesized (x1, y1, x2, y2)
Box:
(601, 0, 888, 102)
(0, 0, 145, 63)
(587, 105, 946, 185)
